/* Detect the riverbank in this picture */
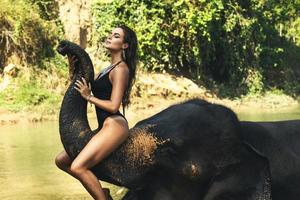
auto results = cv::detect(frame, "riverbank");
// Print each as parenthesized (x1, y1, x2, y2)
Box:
(0, 70, 298, 125)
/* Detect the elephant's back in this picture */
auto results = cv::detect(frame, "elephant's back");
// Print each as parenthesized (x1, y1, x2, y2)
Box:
(259, 120, 300, 157)
(134, 99, 241, 142)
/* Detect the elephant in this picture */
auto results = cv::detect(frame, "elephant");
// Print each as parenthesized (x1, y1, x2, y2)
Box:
(241, 120, 300, 200)
(56, 40, 271, 200)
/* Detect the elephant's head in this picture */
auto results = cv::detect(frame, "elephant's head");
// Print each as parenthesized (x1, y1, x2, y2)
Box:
(56, 40, 94, 82)
(56, 40, 70, 56)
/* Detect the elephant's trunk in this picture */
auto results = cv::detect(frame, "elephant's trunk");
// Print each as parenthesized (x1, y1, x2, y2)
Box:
(59, 82, 96, 159)
(57, 40, 96, 159)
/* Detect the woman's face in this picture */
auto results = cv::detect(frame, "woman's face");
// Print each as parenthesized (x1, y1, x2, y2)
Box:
(104, 27, 128, 51)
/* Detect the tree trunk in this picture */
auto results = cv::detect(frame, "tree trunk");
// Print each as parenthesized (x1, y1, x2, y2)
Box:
(57, 0, 92, 48)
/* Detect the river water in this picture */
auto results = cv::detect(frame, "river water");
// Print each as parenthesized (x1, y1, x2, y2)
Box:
(1, 105, 300, 200)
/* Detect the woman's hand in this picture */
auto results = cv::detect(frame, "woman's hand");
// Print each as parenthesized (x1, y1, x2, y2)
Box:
(74, 77, 92, 100)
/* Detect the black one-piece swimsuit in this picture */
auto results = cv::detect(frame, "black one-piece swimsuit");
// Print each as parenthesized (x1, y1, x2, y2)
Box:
(91, 61, 127, 129)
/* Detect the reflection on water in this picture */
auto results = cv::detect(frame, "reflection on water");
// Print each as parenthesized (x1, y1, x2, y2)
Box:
(0, 121, 94, 200)
(0, 106, 300, 199)
(0, 118, 127, 200)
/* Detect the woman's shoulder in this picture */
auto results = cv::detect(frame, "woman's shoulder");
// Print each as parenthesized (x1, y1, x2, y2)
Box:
(112, 61, 129, 73)
(109, 61, 129, 82)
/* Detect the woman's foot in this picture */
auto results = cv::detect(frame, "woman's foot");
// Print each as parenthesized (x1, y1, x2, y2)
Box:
(103, 188, 113, 200)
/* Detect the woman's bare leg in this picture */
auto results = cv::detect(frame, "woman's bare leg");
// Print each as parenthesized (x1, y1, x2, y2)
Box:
(64, 116, 129, 200)
(55, 151, 111, 199)
(55, 150, 75, 177)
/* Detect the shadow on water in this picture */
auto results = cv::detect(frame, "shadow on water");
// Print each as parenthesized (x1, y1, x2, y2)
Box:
(0, 106, 300, 199)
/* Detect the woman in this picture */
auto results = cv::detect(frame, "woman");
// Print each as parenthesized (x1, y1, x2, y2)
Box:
(55, 25, 138, 200)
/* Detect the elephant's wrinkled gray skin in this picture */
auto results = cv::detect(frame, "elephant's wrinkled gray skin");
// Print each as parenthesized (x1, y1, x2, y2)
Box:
(57, 40, 271, 200)
(241, 121, 300, 200)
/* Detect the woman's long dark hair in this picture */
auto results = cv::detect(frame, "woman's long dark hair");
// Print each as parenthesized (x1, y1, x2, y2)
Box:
(118, 25, 138, 116)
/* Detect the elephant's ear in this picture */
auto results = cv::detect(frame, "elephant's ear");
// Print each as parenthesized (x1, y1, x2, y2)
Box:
(153, 138, 182, 169)
(242, 141, 267, 159)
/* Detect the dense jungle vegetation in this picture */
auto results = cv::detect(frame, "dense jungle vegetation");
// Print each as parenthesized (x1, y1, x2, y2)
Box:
(0, 0, 299, 114)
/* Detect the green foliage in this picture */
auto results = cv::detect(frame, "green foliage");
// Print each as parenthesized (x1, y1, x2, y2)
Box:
(16, 82, 50, 106)
(280, 17, 300, 46)
(92, 0, 223, 72)
(0, 52, 67, 112)
(244, 68, 264, 95)
(0, 77, 61, 112)
(0, 0, 63, 70)
(26, 0, 60, 21)
(92, 0, 300, 96)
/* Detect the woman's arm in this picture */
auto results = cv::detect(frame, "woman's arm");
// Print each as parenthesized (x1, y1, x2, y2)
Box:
(74, 63, 129, 113)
